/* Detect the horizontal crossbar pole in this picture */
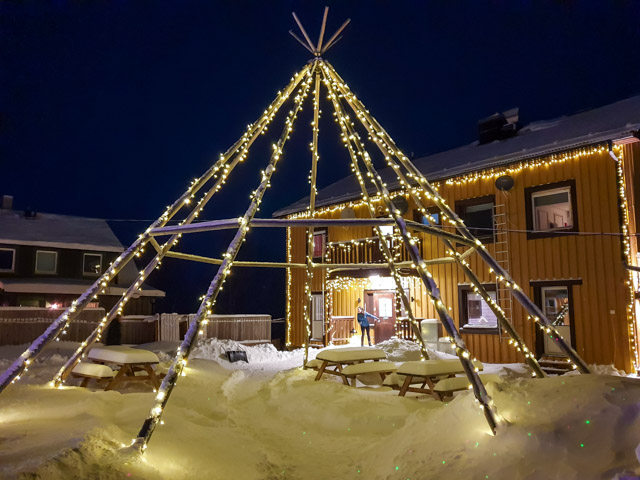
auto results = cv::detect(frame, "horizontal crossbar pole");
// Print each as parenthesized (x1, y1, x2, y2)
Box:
(150, 217, 403, 236)
(164, 251, 308, 269)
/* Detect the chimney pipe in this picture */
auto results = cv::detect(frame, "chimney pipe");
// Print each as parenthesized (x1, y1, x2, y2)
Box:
(1, 195, 13, 210)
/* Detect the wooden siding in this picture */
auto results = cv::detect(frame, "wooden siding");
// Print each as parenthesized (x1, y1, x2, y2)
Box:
(287, 148, 636, 372)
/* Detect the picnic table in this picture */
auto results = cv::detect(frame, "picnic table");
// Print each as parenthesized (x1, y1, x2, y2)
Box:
(310, 347, 395, 386)
(72, 345, 162, 391)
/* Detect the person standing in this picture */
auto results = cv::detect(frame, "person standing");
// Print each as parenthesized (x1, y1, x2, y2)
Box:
(357, 306, 379, 346)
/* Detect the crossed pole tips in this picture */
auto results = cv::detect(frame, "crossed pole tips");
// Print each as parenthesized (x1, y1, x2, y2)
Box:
(289, 7, 351, 57)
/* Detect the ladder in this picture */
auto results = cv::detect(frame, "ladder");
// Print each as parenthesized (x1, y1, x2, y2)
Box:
(493, 202, 512, 341)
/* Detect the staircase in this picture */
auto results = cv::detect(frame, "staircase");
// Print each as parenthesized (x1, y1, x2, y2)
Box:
(538, 354, 573, 375)
(493, 203, 513, 341)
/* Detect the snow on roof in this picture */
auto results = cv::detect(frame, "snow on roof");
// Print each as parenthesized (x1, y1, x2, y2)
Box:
(0, 277, 165, 297)
(0, 209, 124, 252)
(274, 94, 640, 217)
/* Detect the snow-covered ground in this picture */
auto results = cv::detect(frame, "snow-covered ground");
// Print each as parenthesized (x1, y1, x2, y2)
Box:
(1, 339, 639, 479)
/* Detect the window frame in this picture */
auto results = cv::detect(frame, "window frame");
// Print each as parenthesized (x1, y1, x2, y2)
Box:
(311, 229, 327, 262)
(0, 247, 16, 273)
(35, 250, 58, 275)
(524, 179, 579, 239)
(455, 195, 496, 244)
(458, 283, 499, 334)
(83, 252, 103, 276)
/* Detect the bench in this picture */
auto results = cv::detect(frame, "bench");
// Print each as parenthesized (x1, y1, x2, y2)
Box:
(313, 347, 387, 382)
(71, 362, 114, 388)
(433, 374, 502, 401)
(304, 359, 323, 371)
(396, 358, 484, 398)
(88, 346, 162, 391)
(340, 361, 397, 387)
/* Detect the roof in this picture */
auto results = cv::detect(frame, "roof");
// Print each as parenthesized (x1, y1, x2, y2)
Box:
(0, 242, 164, 297)
(0, 210, 124, 252)
(0, 277, 165, 297)
(274, 94, 640, 217)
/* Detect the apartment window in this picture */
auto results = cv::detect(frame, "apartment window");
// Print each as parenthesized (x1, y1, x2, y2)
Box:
(0, 248, 15, 272)
(35, 250, 57, 274)
(525, 180, 578, 238)
(456, 195, 495, 243)
(377, 225, 394, 237)
(458, 284, 498, 333)
(83, 253, 102, 275)
(312, 230, 327, 262)
(413, 207, 441, 227)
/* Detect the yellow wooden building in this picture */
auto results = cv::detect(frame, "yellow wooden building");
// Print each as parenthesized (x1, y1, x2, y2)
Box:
(275, 95, 640, 373)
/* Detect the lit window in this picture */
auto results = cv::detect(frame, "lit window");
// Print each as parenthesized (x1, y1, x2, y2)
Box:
(83, 253, 102, 275)
(531, 187, 573, 231)
(378, 225, 394, 237)
(378, 297, 393, 317)
(525, 180, 578, 238)
(459, 285, 498, 331)
(35, 250, 57, 274)
(0, 248, 15, 272)
(312, 230, 326, 261)
(456, 197, 495, 242)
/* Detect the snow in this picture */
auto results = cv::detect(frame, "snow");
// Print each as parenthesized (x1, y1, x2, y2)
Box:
(1, 338, 640, 479)
(88, 346, 159, 364)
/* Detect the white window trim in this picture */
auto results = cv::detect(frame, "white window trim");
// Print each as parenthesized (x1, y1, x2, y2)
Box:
(0, 247, 16, 272)
(35, 250, 58, 275)
(531, 186, 573, 231)
(83, 252, 102, 276)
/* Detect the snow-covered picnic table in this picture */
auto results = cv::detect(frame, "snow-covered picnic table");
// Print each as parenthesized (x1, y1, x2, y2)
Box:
(308, 347, 394, 385)
(72, 345, 162, 391)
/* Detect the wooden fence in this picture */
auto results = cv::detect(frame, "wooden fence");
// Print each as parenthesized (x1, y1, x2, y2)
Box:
(0, 308, 271, 346)
(327, 315, 354, 345)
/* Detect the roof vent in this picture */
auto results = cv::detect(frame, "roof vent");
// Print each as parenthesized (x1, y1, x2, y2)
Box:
(1, 195, 13, 210)
(478, 107, 519, 145)
(24, 207, 37, 219)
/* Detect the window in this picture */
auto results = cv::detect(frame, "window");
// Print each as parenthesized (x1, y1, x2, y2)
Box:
(459, 284, 498, 333)
(0, 248, 15, 272)
(525, 180, 578, 238)
(83, 253, 102, 275)
(378, 297, 393, 317)
(312, 230, 326, 262)
(456, 196, 495, 243)
(413, 207, 441, 227)
(378, 225, 394, 237)
(35, 250, 57, 274)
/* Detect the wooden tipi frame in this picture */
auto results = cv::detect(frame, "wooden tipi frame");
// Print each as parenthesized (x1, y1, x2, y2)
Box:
(0, 8, 590, 452)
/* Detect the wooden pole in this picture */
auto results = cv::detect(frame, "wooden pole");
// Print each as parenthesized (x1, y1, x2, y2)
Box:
(325, 61, 589, 375)
(132, 68, 315, 452)
(49, 65, 312, 388)
(149, 217, 475, 246)
(321, 19, 350, 55)
(0, 66, 307, 394)
(304, 66, 322, 363)
(292, 12, 317, 52)
(316, 7, 329, 52)
(289, 30, 314, 54)
(321, 68, 430, 360)
(322, 64, 498, 432)
(326, 67, 545, 378)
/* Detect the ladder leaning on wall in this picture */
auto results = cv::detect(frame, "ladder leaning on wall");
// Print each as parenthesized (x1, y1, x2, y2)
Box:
(493, 202, 513, 342)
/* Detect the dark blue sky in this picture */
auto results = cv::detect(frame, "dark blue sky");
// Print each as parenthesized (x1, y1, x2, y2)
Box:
(1, 1, 640, 316)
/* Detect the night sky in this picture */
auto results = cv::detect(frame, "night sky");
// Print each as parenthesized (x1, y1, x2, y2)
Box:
(1, 1, 640, 318)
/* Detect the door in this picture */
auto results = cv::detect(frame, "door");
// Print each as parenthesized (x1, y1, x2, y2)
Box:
(364, 290, 396, 343)
(541, 286, 572, 355)
(311, 293, 324, 340)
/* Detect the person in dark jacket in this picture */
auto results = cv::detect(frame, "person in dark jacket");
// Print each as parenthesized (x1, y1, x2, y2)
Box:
(357, 307, 379, 346)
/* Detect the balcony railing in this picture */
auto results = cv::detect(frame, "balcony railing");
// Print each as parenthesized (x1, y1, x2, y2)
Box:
(324, 235, 415, 265)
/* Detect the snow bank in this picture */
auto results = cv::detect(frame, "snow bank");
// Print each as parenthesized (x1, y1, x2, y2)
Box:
(1, 340, 640, 479)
